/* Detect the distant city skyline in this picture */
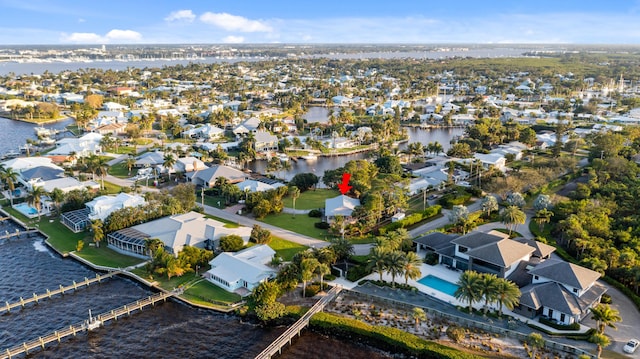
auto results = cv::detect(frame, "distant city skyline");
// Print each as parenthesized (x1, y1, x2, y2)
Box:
(1, 0, 640, 45)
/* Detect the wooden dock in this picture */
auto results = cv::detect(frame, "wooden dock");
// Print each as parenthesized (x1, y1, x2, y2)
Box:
(0, 272, 120, 315)
(0, 229, 38, 241)
(0, 291, 173, 359)
(255, 285, 342, 359)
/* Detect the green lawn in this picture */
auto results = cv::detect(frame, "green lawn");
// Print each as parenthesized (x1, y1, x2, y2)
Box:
(260, 212, 329, 240)
(269, 236, 308, 261)
(75, 245, 144, 268)
(182, 280, 241, 305)
(108, 162, 136, 178)
(203, 194, 227, 209)
(283, 189, 340, 210)
(101, 181, 123, 194)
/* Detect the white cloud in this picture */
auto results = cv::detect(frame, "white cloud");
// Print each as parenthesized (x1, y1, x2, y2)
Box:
(61, 29, 142, 43)
(222, 35, 244, 43)
(78, 18, 86, 23)
(165, 9, 195, 23)
(200, 12, 272, 32)
(105, 29, 142, 41)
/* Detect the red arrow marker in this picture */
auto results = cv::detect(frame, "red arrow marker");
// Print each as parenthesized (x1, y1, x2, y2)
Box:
(337, 173, 352, 195)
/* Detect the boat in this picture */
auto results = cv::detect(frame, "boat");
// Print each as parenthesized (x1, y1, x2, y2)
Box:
(301, 154, 318, 161)
(276, 153, 289, 162)
(86, 309, 102, 331)
(34, 126, 58, 138)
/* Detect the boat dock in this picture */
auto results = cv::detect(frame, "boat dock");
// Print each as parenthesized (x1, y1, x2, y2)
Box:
(0, 229, 38, 241)
(0, 271, 121, 314)
(255, 285, 342, 359)
(0, 291, 174, 359)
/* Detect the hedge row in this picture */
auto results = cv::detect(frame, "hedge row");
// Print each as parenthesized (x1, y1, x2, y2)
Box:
(310, 312, 481, 359)
(379, 206, 442, 234)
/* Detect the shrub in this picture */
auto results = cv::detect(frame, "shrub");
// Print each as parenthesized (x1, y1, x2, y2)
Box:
(424, 252, 439, 265)
(219, 234, 244, 252)
(324, 274, 337, 281)
(308, 209, 322, 217)
(600, 293, 612, 304)
(314, 221, 330, 229)
(446, 326, 466, 343)
(539, 317, 580, 331)
(378, 205, 442, 234)
(305, 284, 320, 297)
(346, 264, 370, 282)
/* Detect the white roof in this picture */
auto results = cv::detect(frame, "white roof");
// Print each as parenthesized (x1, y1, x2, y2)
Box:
(235, 179, 284, 193)
(2, 157, 62, 172)
(86, 193, 146, 221)
(206, 245, 276, 285)
(40, 177, 86, 193)
(325, 195, 361, 217)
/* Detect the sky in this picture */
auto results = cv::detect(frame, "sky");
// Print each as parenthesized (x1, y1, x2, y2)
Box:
(1, 0, 640, 45)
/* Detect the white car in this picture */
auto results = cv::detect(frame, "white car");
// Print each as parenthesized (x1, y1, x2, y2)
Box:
(624, 339, 640, 354)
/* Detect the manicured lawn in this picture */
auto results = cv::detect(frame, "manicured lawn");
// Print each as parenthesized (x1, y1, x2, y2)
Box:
(75, 245, 144, 268)
(101, 181, 123, 194)
(203, 194, 227, 209)
(260, 212, 329, 240)
(108, 162, 136, 178)
(269, 236, 308, 261)
(283, 189, 340, 210)
(182, 280, 241, 305)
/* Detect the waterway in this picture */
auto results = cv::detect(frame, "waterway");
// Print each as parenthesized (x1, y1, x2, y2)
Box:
(0, 116, 75, 155)
(0, 220, 394, 358)
(247, 127, 464, 182)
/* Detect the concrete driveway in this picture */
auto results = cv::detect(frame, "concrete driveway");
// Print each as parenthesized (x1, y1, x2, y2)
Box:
(580, 281, 640, 357)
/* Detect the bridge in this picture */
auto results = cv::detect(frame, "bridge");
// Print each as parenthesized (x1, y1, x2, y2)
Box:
(255, 285, 342, 359)
(1, 271, 121, 315)
(0, 291, 174, 359)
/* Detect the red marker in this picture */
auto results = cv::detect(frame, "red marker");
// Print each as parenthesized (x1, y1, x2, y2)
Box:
(337, 173, 352, 194)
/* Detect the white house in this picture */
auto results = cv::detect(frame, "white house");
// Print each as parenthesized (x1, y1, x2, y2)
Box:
(86, 193, 146, 221)
(235, 179, 285, 193)
(204, 245, 277, 295)
(473, 153, 507, 172)
(324, 195, 361, 223)
(49, 132, 103, 157)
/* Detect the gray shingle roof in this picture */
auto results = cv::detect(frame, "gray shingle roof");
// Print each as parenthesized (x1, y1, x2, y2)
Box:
(21, 166, 64, 181)
(528, 259, 601, 290)
(513, 237, 556, 258)
(413, 232, 459, 251)
(466, 239, 535, 267)
(450, 230, 509, 249)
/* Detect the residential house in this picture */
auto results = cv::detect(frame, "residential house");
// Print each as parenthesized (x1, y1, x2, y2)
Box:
(235, 179, 285, 193)
(233, 117, 261, 136)
(49, 132, 103, 157)
(189, 165, 248, 188)
(106, 211, 251, 257)
(254, 131, 279, 152)
(61, 193, 145, 232)
(204, 245, 277, 295)
(324, 195, 361, 223)
(95, 122, 127, 136)
(473, 153, 507, 172)
(175, 157, 207, 173)
(134, 151, 165, 168)
(182, 124, 225, 140)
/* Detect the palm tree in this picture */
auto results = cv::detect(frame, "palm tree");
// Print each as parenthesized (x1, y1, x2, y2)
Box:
(90, 219, 104, 248)
(589, 304, 622, 335)
(300, 258, 319, 298)
(455, 270, 483, 313)
(527, 333, 545, 359)
(479, 273, 499, 315)
(385, 250, 406, 288)
(315, 262, 330, 291)
(27, 186, 46, 220)
(289, 186, 300, 216)
(144, 237, 164, 258)
(125, 156, 136, 176)
(1, 166, 18, 206)
(163, 153, 176, 181)
(403, 251, 423, 285)
(49, 188, 65, 216)
(500, 205, 526, 236)
(589, 332, 610, 359)
(534, 208, 554, 232)
(412, 307, 427, 331)
(494, 278, 521, 317)
(96, 159, 109, 190)
(367, 246, 388, 282)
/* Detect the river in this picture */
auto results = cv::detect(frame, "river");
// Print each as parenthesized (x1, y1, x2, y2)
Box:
(0, 116, 75, 155)
(247, 127, 464, 182)
(0, 218, 394, 358)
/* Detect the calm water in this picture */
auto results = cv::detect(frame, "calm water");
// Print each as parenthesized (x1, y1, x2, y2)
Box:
(247, 127, 464, 182)
(0, 116, 74, 155)
(0, 220, 393, 358)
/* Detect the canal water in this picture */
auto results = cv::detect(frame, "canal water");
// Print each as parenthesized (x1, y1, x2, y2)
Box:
(0, 219, 394, 358)
(0, 116, 75, 155)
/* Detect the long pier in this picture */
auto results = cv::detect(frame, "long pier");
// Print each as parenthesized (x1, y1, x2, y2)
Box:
(255, 285, 342, 359)
(0, 291, 174, 359)
(0, 272, 120, 314)
(0, 229, 38, 241)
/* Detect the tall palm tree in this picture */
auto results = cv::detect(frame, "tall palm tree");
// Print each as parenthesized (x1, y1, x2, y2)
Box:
(144, 237, 165, 258)
(534, 208, 554, 232)
(289, 186, 300, 216)
(90, 219, 104, 248)
(96, 159, 109, 190)
(1, 166, 18, 206)
(479, 273, 499, 315)
(527, 333, 545, 359)
(315, 262, 330, 291)
(385, 250, 406, 288)
(163, 153, 176, 181)
(300, 258, 319, 298)
(412, 307, 427, 331)
(49, 188, 65, 216)
(500, 205, 526, 236)
(494, 278, 521, 317)
(455, 270, 483, 313)
(589, 332, 610, 359)
(367, 246, 388, 282)
(589, 304, 622, 335)
(27, 186, 46, 220)
(403, 251, 423, 285)
(125, 156, 136, 176)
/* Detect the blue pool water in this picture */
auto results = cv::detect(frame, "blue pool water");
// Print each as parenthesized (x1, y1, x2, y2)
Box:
(14, 203, 38, 216)
(417, 275, 459, 296)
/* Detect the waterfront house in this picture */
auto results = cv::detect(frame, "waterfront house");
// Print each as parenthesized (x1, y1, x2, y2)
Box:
(61, 193, 145, 232)
(204, 245, 277, 295)
(235, 179, 285, 193)
(49, 132, 103, 158)
(106, 211, 251, 257)
(324, 195, 361, 223)
(182, 124, 225, 140)
(253, 131, 279, 153)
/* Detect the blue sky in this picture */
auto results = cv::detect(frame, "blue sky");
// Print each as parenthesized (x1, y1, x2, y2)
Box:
(1, 0, 640, 44)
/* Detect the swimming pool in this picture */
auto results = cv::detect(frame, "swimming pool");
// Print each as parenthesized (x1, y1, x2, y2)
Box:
(417, 275, 459, 296)
(14, 203, 38, 217)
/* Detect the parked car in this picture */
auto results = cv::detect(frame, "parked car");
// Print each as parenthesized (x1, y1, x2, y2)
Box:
(623, 339, 639, 354)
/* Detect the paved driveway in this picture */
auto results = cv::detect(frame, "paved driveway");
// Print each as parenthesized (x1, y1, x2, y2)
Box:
(580, 281, 640, 357)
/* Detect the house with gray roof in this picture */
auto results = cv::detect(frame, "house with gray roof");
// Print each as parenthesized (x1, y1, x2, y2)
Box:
(515, 260, 607, 325)
(204, 245, 276, 296)
(188, 165, 248, 188)
(253, 131, 279, 153)
(324, 195, 361, 223)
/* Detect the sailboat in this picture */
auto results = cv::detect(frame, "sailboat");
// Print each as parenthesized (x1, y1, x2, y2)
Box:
(86, 309, 102, 330)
